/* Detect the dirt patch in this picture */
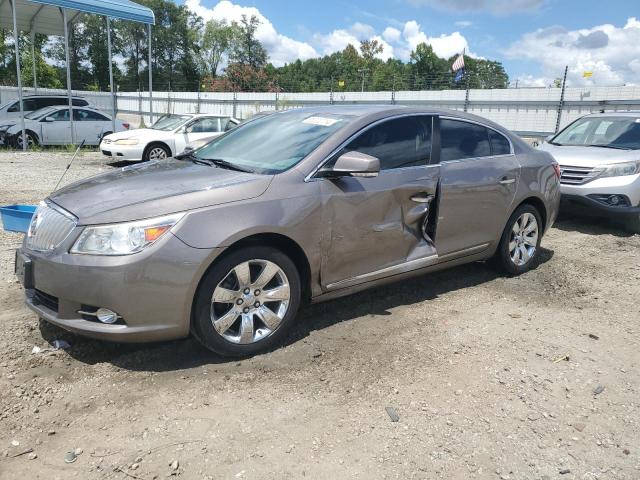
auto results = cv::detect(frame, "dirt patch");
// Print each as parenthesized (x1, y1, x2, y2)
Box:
(0, 151, 638, 479)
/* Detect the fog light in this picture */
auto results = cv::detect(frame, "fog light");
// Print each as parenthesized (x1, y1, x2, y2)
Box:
(96, 308, 118, 324)
(608, 195, 620, 205)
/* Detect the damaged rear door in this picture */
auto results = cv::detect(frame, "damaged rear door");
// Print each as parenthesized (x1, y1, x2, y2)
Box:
(319, 115, 440, 290)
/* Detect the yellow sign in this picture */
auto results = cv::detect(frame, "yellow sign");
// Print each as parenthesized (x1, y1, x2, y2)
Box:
(583, 71, 593, 78)
(338, 80, 345, 87)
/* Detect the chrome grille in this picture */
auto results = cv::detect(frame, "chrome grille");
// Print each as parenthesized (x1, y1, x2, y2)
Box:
(26, 203, 76, 252)
(559, 165, 601, 185)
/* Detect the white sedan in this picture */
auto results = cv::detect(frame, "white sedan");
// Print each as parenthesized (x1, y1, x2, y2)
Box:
(100, 113, 240, 161)
(0, 105, 129, 148)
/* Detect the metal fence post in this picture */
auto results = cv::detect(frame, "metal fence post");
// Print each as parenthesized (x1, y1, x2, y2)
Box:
(555, 65, 568, 133)
(275, 90, 279, 111)
(196, 83, 201, 114)
(232, 90, 237, 118)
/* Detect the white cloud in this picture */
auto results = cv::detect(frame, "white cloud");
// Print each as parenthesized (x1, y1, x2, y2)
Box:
(401, 20, 471, 60)
(185, 0, 317, 67)
(184, 0, 474, 67)
(506, 17, 640, 86)
(382, 27, 402, 44)
(454, 20, 473, 28)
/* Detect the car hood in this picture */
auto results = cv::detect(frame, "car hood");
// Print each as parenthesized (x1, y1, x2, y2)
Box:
(49, 160, 273, 224)
(538, 143, 638, 167)
(103, 128, 171, 142)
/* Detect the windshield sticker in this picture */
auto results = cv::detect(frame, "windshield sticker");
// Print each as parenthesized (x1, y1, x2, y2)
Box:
(303, 116, 340, 127)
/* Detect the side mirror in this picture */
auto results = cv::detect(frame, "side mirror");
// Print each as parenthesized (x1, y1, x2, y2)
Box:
(318, 151, 380, 179)
(43, 116, 55, 123)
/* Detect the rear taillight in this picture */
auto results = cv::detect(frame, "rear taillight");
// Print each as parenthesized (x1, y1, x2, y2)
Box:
(123, 123, 130, 129)
(552, 163, 561, 179)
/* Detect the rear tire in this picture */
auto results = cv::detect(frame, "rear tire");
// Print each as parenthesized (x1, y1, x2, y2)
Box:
(495, 204, 543, 275)
(192, 246, 301, 357)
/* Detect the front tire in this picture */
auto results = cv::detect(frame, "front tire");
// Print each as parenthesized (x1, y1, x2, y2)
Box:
(143, 143, 170, 161)
(495, 204, 543, 275)
(192, 246, 301, 357)
(13, 131, 38, 149)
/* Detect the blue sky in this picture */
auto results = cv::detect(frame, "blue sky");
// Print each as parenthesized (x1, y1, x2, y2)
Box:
(183, 0, 640, 86)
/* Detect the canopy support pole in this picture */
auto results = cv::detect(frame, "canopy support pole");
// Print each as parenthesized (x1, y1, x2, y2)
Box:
(106, 16, 116, 133)
(10, 0, 26, 151)
(61, 8, 74, 144)
(148, 23, 153, 125)
(30, 31, 37, 94)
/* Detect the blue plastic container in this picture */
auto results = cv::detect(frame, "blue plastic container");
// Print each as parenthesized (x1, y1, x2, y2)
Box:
(0, 205, 37, 233)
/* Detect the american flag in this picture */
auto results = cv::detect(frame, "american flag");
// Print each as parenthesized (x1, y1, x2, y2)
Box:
(451, 54, 465, 72)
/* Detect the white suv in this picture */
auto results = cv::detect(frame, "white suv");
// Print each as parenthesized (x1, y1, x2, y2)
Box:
(0, 95, 90, 121)
(538, 112, 640, 233)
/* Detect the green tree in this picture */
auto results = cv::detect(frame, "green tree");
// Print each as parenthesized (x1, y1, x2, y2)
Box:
(229, 15, 267, 69)
(200, 19, 238, 78)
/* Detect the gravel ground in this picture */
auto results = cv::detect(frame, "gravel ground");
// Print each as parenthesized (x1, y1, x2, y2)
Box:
(0, 150, 638, 480)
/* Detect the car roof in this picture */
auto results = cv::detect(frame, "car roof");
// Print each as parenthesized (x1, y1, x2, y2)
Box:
(267, 105, 514, 135)
(580, 111, 640, 118)
(21, 95, 86, 99)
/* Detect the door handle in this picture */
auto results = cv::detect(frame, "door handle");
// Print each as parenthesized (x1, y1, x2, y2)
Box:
(498, 177, 516, 185)
(410, 194, 434, 204)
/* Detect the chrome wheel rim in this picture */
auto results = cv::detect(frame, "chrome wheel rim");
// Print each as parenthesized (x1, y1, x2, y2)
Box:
(17, 133, 34, 149)
(148, 147, 168, 159)
(509, 212, 538, 266)
(210, 259, 290, 344)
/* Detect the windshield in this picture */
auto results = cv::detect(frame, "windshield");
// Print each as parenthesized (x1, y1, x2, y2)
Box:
(151, 114, 192, 131)
(25, 107, 57, 120)
(552, 116, 640, 150)
(194, 110, 354, 174)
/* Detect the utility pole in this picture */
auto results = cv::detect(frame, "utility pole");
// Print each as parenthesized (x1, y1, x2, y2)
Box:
(555, 65, 568, 133)
(358, 68, 369, 93)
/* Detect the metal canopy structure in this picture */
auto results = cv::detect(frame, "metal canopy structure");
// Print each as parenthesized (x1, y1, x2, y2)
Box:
(1, 0, 155, 150)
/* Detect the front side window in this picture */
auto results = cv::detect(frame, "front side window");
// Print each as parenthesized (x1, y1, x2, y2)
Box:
(50, 109, 69, 121)
(342, 116, 433, 170)
(194, 110, 354, 174)
(440, 119, 491, 161)
(552, 116, 640, 150)
(189, 118, 220, 133)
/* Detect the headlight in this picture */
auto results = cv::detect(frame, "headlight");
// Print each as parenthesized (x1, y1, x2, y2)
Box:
(0, 124, 14, 132)
(596, 160, 640, 178)
(114, 139, 139, 145)
(70, 213, 184, 255)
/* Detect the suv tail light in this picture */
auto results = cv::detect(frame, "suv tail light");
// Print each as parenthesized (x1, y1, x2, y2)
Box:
(552, 163, 561, 179)
(123, 123, 130, 129)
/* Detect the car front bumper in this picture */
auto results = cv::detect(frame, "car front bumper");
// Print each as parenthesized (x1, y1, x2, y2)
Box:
(560, 172, 640, 220)
(17, 232, 222, 343)
(99, 141, 146, 161)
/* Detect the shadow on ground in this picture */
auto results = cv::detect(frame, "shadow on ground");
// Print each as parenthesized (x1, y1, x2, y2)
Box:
(554, 211, 634, 238)
(38, 248, 554, 373)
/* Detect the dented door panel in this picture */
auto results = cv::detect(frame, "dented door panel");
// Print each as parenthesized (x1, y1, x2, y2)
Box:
(320, 165, 440, 289)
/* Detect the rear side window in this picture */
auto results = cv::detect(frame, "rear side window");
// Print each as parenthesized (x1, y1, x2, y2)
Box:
(489, 130, 511, 155)
(440, 119, 491, 161)
(344, 116, 433, 170)
(72, 98, 89, 106)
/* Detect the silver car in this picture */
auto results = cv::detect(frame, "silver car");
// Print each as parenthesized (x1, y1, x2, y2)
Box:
(16, 106, 561, 356)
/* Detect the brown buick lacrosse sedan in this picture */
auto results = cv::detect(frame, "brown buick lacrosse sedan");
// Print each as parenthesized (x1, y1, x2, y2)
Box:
(16, 106, 560, 356)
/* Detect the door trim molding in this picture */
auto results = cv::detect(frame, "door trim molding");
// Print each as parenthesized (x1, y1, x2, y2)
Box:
(324, 242, 489, 291)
